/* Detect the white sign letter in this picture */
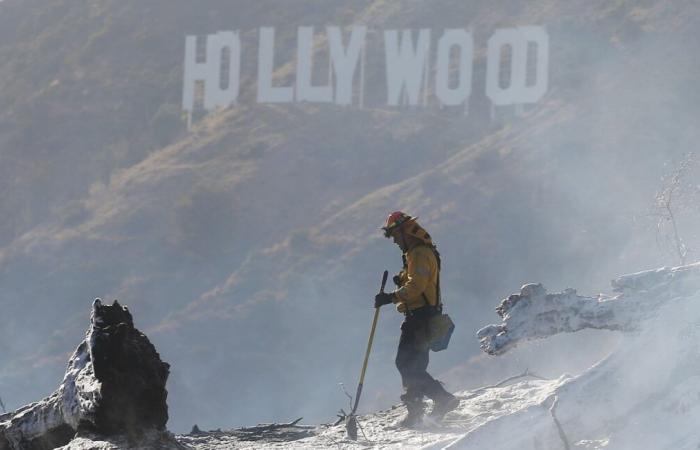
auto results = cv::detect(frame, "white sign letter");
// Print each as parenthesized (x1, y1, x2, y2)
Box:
(257, 27, 294, 103)
(182, 31, 241, 112)
(384, 29, 431, 106)
(296, 27, 333, 103)
(486, 26, 549, 106)
(328, 26, 366, 106)
(435, 29, 473, 107)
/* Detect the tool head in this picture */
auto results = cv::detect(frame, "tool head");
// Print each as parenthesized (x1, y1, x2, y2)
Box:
(345, 414, 358, 440)
(380, 270, 388, 293)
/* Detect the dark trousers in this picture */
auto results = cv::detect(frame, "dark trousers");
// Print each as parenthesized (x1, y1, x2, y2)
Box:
(395, 307, 448, 403)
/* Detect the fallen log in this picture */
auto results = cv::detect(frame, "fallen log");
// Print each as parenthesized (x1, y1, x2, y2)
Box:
(477, 263, 700, 355)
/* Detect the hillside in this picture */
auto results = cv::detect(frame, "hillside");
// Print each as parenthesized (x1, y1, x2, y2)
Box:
(175, 263, 700, 449)
(2, 0, 700, 434)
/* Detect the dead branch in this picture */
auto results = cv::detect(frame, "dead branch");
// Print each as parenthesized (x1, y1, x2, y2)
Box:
(458, 369, 551, 403)
(652, 152, 699, 265)
(486, 369, 548, 389)
(548, 396, 570, 450)
(187, 418, 316, 443)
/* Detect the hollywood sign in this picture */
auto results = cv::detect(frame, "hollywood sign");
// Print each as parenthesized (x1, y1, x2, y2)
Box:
(182, 26, 548, 114)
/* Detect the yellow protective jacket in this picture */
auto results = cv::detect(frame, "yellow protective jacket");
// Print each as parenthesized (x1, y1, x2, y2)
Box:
(392, 244, 440, 312)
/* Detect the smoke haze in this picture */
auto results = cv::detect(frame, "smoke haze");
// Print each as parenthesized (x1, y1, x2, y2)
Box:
(1, 0, 700, 435)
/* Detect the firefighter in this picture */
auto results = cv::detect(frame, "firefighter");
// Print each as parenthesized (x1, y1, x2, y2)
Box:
(374, 211, 459, 427)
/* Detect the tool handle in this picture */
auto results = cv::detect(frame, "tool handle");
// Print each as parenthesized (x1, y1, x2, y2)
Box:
(351, 270, 388, 414)
(352, 307, 379, 414)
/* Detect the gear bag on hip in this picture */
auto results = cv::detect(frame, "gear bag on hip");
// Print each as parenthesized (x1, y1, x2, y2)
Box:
(428, 313, 455, 352)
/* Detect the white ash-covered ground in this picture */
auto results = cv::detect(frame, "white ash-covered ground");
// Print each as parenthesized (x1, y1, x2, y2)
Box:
(176, 376, 566, 449)
(177, 263, 700, 449)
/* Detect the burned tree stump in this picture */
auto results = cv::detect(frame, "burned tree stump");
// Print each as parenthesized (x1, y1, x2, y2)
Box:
(0, 299, 175, 450)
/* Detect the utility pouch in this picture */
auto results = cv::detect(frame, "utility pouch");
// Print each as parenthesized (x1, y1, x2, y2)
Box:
(428, 313, 455, 352)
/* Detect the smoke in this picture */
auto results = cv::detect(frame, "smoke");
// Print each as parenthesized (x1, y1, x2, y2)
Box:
(2, 0, 700, 438)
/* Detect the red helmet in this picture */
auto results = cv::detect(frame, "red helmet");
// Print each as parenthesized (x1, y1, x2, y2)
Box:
(382, 211, 417, 237)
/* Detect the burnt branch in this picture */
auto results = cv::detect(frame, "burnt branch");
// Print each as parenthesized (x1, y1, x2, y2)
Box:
(477, 263, 700, 355)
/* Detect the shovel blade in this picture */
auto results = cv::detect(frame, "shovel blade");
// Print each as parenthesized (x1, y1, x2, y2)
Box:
(345, 415, 358, 441)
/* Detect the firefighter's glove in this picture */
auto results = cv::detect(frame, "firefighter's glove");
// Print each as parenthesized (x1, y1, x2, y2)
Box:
(392, 274, 402, 287)
(374, 292, 394, 308)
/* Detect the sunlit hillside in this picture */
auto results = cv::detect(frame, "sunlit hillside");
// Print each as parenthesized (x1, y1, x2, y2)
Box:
(1, 0, 700, 433)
